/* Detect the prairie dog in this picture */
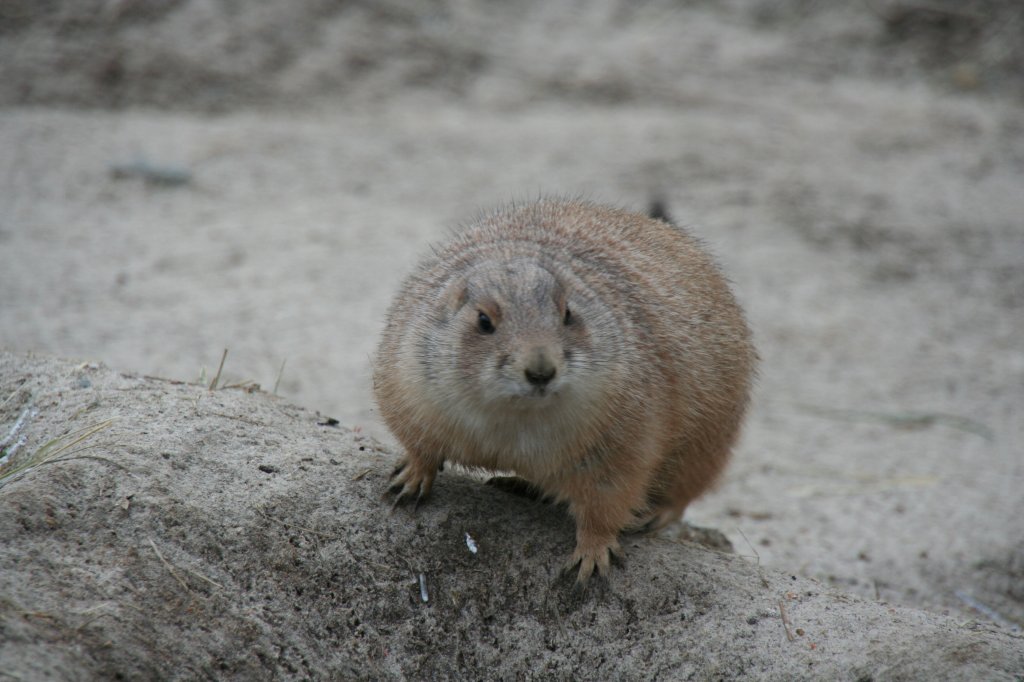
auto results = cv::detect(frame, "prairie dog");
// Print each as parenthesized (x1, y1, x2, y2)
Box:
(375, 199, 755, 583)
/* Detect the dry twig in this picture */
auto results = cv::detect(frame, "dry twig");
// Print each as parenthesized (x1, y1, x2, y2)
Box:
(779, 601, 796, 642)
(209, 349, 228, 390)
(148, 538, 192, 595)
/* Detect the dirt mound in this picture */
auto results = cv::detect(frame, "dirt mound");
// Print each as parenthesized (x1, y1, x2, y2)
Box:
(2, 353, 1021, 679)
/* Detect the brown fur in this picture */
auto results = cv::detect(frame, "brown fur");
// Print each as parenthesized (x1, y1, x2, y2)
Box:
(375, 199, 756, 583)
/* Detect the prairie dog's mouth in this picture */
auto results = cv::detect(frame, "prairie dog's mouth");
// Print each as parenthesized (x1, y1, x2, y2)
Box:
(497, 380, 561, 403)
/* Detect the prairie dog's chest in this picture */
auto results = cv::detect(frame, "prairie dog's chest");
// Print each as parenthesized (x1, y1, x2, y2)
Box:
(452, 405, 584, 479)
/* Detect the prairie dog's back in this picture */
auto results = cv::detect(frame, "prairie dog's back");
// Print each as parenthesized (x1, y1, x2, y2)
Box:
(377, 199, 755, 582)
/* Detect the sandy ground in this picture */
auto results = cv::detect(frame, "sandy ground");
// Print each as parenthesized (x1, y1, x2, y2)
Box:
(2, 0, 1023, 668)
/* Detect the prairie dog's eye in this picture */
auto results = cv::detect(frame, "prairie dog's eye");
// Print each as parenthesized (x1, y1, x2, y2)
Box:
(563, 307, 572, 326)
(477, 312, 495, 334)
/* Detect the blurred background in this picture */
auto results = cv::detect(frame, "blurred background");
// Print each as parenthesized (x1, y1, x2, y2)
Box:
(1, 0, 1022, 629)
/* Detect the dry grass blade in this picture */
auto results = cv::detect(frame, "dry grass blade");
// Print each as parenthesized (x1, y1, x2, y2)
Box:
(0, 384, 28, 411)
(779, 601, 795, 642)
(736, 527, 770, 589)
(209, 348, 228, 390)
(0, 419, 116, 489)
(148, 538, 192, 595)
(273, 358, 286, 396)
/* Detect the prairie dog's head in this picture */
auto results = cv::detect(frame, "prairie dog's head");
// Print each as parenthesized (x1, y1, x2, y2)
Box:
(431, 257, 594, 407)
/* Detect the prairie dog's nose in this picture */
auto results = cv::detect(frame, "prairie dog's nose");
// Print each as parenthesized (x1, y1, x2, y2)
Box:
(524, 349, 557, 386)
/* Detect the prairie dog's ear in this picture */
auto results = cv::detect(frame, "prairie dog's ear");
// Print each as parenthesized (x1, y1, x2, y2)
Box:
(440, 277, 468, 320)
(647, 198, 673, 225)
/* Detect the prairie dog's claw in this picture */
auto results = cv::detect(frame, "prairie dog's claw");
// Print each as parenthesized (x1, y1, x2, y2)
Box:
(563, 539, 624, 586)
(385, 456, 438, 510)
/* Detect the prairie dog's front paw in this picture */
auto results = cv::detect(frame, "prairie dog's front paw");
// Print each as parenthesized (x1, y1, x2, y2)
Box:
(563, 536, 624, 585)
(386, 456, 439, 509)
